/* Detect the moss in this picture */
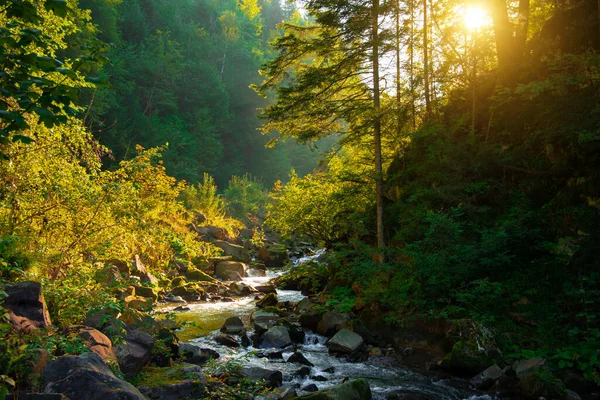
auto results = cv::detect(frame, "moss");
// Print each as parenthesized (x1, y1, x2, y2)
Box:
(171, 276, 186, 287)
(296, 379, 371, 399)
(130, 364, 204, 387)
(186, 268, 215, 282)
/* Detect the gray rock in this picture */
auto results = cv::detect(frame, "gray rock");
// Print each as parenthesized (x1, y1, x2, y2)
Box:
(240, 366, 283, 388)
(179, 342, 220, 364)
(43, 353, 145, 400)
(287, 351, 314, 367)
(296, 298, 312, 313)
(262, 326, 292, 348)
(514, 358, 547, 378)
(327, 329, 364, 354)
(220, 316, 245, 334)
(215, 334, 240, 348)
(115, 327, 155, 378)
(317, 312, 350, 337)
(252, 311, 280, 332)
(470, 364, 503, 390)
(255, 284, 277, 294)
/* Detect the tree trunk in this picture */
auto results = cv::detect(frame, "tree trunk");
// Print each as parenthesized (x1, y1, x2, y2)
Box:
(372, 0, 385, 258)
(423, 0, 431, 115)
(410, 0, 416, 129)
(396, 0, 402, 123)
(515, 0, 530, 57)
(490, 0, 514, 81)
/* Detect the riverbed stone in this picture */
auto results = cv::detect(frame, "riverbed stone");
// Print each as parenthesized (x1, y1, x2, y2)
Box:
(288, 351, 314, 366)
(327, 329, 364, 354)
(115, 327, 155, 377)
(296, 379, 372, 399)
(186, 268, 216, 282)
(43, 353, 145, 400)
(514, 358, 547, 378)
(216, 334, 240, 348)
(77, 327, 117, 365)
(299, 309, 326, 331)
(277, 319, 305, 343)
(220, 316, 245, 334)
(4, 281, 52, 332)
(256, 284, 277, 294)
(470, 364, 504, 390)
(240, 366, 283, 388)
(179, 342, 220, 364)
(257, 292, 279, 308)
(262, 326, 292, 348)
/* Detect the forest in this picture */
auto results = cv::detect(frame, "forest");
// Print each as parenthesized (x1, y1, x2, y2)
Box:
(0, 0, 599, 399)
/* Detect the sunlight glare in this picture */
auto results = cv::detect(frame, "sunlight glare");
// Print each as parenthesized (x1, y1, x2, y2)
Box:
(464, 6, 487, 31)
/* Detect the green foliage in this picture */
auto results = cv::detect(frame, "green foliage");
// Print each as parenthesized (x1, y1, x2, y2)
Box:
(181, 173, 226, 220)
(225, 173, 269, 221)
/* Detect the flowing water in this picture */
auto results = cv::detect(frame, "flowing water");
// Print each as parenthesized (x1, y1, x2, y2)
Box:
(164, 250, 493, 400)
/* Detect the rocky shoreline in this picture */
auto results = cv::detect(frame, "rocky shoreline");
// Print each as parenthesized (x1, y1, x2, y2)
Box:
(1, 226, 597, 399)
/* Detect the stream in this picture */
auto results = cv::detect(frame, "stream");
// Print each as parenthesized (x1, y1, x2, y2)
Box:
(163, 251, 494, 400)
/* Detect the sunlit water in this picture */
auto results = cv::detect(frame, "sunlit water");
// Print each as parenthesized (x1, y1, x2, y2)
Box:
(162, 249, 493, 399)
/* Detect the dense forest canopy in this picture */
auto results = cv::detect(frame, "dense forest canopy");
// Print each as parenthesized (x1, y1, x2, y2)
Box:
(0, 0, 600, 398)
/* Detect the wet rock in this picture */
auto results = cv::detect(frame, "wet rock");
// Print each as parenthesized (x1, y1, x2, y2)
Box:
(6, 395, 68, 400)
(262, 326, 292, 348)
(240, 366, 283, 388)
(278, 319, 305, 343)
(385, 393, 433, 400)
(215, 261, 247, 280)
(179, 342, 220, 364)
(240, 333, 251, 347)
(165, 294, 186, 303)
(312, 375, 328, 382)
(228, 281, 254, 296)
(317, 312, 350, 337)
(4, 281, 52, 332)
(248, 269, 267, 277)
(252, 311, 280, 332)
(220, 316, 245, 334)
(214, 240, 250, 262)
(139, 366, 207, 400)
(257, 350, 284, 360)
(173, 305, 190, 311)
(115, 327, 155, 378)
(77, 327, 117, 364)
(170, 284, 204, 301)
(296, 379, 372, 399)
(215, 334, 240, 348)
(302, 384, 319, 393)
(327, 329, 364, 354)
(470, 364, 504, 390)
(43, 352, 145, 400)
(288, 351, 314, 366)
(257, 292, 279, 308)
(256, 284, 277, 294)
(322, 367, 335, 373)
(295, 366, 311, 377)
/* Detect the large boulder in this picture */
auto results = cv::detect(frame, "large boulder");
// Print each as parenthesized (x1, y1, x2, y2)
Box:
(138, 365, 207, 400)
(179, 342, 220, 364)
(214, 240, 250, 263)
(77, 327, 117, 365)
(115, 327, 155, 377)
(220, 316, 245, 334)
(470, 364, 504, 390)
(215, 261, 247, 280)
(327, 329, 364, 354)
(43, 353, 145, 400)
(257, 244, 289, 268)
(207, 226, 228, 241)
(186, 268, 216, 282)
(299, 309, 326, 331)
(131, 255, 158, 284)
(133, 285, 158, 302)
(288, 351, 314, 366)
(257, 293, 278, 308)
(252, 311, 279, 332)
(277, 319, 305, 343)
(4, 281, 52, 332)
(255, 284, 277, 294)
(239, 366, 283, 388)
(438, 319, 501, 374)
(296, 379, 372, 399)
(262, 326, 292, 348)
(317, 312, 350, 337)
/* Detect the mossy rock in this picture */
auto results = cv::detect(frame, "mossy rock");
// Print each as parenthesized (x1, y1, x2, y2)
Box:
(514, 366, 566, 399)
(186, 268, 215, 282)
(439, 339, 498, 374)
(171, 284, 205, 301)
(134, 285, 158, 301)
(257, 293, 278, 308)
(297, 379, 371, 399)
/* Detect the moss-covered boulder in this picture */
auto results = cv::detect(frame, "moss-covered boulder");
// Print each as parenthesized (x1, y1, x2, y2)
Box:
(297, 379, 372, 399)
(186, 268, 216, 282)
(134, 285, 158, 302)
(171, 284, 205, 301)
(438, 319, 500, 374)
(257, 292, 278, 308)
